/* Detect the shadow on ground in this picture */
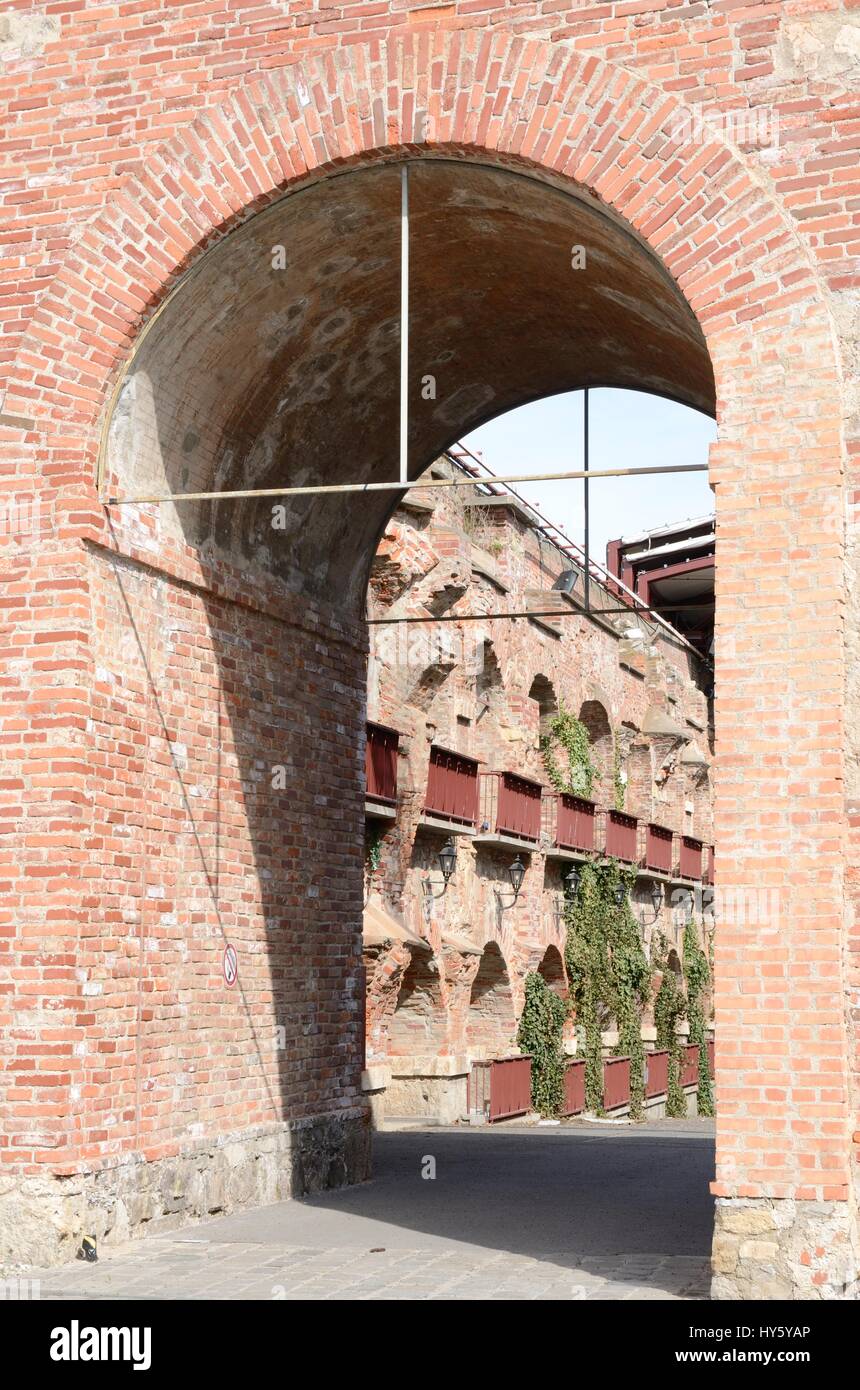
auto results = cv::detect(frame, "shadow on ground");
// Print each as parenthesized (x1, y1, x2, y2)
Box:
(185, 1121, 716, 1296)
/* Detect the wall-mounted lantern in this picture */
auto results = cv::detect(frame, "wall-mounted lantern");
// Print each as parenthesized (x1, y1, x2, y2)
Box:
(555, 863, 581, 927)
(496, 854, 527, 910)
(614, 881, 627, 907)
(508, 856, 526, 898)
(438, 837, 457, 885)
(639, 879, 664, 926)
(422, 837, 457, 900)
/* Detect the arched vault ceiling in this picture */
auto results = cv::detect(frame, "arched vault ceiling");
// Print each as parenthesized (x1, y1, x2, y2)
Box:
(106, 158, 715, 610)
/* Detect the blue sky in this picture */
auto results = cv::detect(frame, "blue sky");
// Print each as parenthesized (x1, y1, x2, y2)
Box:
(461, 388, 716, 567)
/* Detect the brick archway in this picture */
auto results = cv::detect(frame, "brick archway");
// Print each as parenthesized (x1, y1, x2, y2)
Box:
(3, 33, 852, 1295)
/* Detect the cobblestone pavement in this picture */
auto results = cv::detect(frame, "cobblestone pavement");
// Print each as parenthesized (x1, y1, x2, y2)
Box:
(18, 1121, 714, 1301)
(26, 1241, 710, 1301)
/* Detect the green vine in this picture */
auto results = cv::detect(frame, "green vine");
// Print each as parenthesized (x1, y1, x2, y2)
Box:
(564, 861, 608, 1112)
(517, 972, 567, 1116)
(541, 703, 598, 798)
(365, 823, 384, 875)
(612, 732, 626, 811)
(611, 867, 650, 1119)
(653, 933, 687, 1117)
(684, 918, 715, 1118)
(564, 860, 649, 1118)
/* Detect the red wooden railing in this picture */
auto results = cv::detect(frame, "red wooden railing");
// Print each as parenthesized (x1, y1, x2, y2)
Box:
(681, 1042, 699, 1088)
(424, 746, 479, 825)
(543, 792, 596, 852)
(562, 1058, 586, 1115)
(603, 1055, 631, 1110)
(643, 823, 673, 874)
(679, 835, 704, 880)
(481, 771, 542, 841)
(605, 809, 638, 862)
(703, 845, 715, 885)
(645, 1049, 669, 1099)
(365, 722, 399, 807)
(468, 1056, 533, 1122)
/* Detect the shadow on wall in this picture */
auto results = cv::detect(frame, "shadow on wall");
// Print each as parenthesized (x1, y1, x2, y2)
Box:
(91, 541, 370, 1212)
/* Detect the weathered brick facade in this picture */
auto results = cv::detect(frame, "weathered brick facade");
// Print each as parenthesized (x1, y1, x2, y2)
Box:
(0, 3, 857, 1295)
(362, 459, 715, 1123)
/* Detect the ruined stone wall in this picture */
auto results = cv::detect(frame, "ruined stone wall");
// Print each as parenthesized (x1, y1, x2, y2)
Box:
(363, 464, 714, 1089)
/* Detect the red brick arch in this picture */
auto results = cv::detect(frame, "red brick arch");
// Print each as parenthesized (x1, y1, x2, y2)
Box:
(5, 30, 852, 1289)
(8, 31, 840, 457)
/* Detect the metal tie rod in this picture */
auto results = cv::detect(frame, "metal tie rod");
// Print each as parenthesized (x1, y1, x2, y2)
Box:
(104, 462, 706, 506)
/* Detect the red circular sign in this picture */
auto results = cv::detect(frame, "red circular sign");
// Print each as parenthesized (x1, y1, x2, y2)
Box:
(222, 943, 238, 988)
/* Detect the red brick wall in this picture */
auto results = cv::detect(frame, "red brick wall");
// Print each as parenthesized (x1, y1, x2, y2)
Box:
(0, 6, 855, 1271)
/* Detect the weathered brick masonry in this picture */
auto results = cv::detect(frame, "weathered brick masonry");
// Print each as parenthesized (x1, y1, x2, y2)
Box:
(362, 459, 715, 1124)
(0, 3, 857, 1295)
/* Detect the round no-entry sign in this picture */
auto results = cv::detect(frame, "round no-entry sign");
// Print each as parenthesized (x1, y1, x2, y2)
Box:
(222, 943, 238, 988)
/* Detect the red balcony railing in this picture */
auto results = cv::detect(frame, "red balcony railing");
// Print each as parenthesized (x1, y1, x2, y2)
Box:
(480, 771, 543, 841)
(468, 1055, 533, 1122)
(645, 1049, 669, 1099)
(562, 1058, 586, 1115)
(681, 1042, 699, 1088)
(543, 793, 596, 853)
(605, 809, 638, 862)
(643, 823, 673, 875)
(679, 835, 704, 881)
(365, 722, 399, 807)
(424, 746, 479, 826)
(603, 1055, 631, 1111)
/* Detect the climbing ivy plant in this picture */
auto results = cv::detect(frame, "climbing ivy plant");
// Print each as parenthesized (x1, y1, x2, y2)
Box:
(564, 860, 649, 1118)
(653, 932, 687, 1117)
(517, 971, 567, 1116)
(610, 867, 651, 1120)
(612, 731, 626, 811)
(684, 918, 715, 1118)
(541, 703, 598, 798)
(364, 823, 384, 876)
